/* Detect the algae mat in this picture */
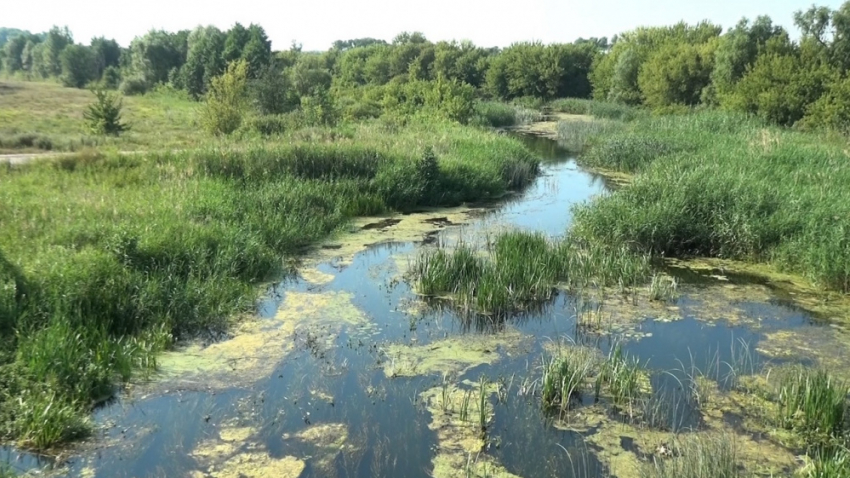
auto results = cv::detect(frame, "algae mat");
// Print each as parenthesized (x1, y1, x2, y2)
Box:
(156, 290, 372, 389)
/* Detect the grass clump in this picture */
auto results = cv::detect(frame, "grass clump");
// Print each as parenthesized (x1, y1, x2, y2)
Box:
(0, 119, 536, 449)
(596, 345, 649, 413)
(572, 110, 850, 293)
(640, 434, 742, 478)
(471, 101, 542, 128)
(556, 119, 623, 153)
(541, 346, 597, 412)
(549, 98, 642, 122)
(413, 231, 651, 315)
(771, 367, 848, 449)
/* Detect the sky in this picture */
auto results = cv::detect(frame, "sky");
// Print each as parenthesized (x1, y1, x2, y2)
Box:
(3, 0, 847, 50)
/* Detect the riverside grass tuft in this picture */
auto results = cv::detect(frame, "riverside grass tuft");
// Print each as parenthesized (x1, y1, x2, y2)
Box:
(569, 109, 850, 294)
(0, 119, 537, 449)
(412, 230, 651, 315)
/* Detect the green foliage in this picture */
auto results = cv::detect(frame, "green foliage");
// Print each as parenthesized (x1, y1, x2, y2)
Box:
(59, 44, 96, 88)
(119, 76, 149, 96)
(549, 98, 641, 121)
(89, 36, 122, 79)
(541, 347, 596, 411)
(179, 26, 226, 98)
(802, 75, 850, 130)
(486, 42, 598, 100)
(471, 101, 517, 127)
(413, 230, 649, 315)
(638, 42, 716, 108)
(83, 89, 129, 136)
(200, 60, 249, 135)
(723, 46, 832, 126)
(773, 367, 848, 449)
(100, 65, 122, 89)
(556, 118, 624, 153)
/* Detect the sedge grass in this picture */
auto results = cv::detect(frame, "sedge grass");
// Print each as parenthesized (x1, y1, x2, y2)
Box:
(771, 366, 849, 448)
(640, 433, 742, 478)
(572, 109, 850, 293)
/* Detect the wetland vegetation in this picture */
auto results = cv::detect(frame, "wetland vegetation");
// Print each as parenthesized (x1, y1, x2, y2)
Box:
(5, 1, 850, 477)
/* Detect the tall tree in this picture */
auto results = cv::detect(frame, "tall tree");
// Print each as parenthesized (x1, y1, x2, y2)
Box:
(90, 37, 122, 79)
(60, 44, 96, 88)
(40, 26, 73, 77)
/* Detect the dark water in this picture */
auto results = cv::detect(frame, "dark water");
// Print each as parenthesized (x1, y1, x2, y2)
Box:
(1, 135, 824, 478)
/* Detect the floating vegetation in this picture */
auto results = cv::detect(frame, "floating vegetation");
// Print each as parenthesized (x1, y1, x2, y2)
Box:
(157, 291, 370, 388)
(381, 327, 529, 378)
(420, 383, 522, 478)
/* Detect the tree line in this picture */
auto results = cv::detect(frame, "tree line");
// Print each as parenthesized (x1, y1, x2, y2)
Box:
(5, 1, 850, 130)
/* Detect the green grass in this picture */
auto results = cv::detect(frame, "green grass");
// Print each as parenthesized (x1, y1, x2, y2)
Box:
(640, 433, 742, 478)
(549, 98, 643, 122)
(471, 101, 542, 128)
(541, 346, 597, 412)
(570, 109, 850, 293)
(772, 367, 848, 449)
(412, 230, 651, 315)
(0, 80, 200, 153)
(805, 447, 850, 478)
(556, 119, 624, 153)
(0, 119, 537, 449)
(596, 345, 648, 412)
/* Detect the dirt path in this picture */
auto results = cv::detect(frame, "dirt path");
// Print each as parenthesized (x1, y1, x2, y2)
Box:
(0, 152, 72, 165)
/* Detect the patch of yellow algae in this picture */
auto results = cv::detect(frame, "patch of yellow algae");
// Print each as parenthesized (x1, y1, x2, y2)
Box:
(666, 257, 850, 325)
(757, 328, 850, 383)
(191, 425, 305, 478)
(304, 206, 477, 268)
(209, 453, 305, 478)
(382, 328, 529, 378)
(299, 266, 335, 286)
(283, 423, 359, 472)
(509, 113, 592, 139)
(157, 290, 370, 388)
(420, 385, 523, 478)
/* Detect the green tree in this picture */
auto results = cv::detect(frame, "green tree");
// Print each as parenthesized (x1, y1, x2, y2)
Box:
(60, 44, 96, 88)
(200, 60, 249, 135)
(241, 24, 271, 78)
(180, 26, 226, 98)
(40, 26, 73, 77)
(638, 42, 716, 108)
(291, 54, 332, 97)
(250, 64, 298, 114)
(128, 30, 188, 85)
(90, 37, 122, 79)
(84, 89, 129, 135)
(223, 23, 250, 64)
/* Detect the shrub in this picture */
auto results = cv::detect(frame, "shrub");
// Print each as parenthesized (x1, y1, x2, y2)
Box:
(119, 76, 149, 96)
(472, 101, 516, 128)
(83, 89, 129, 136)
(200, 60, 249, 135)
(100, 66, 122, 90)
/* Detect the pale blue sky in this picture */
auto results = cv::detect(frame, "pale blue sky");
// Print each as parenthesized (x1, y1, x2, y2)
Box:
(4, 0, 846, 50)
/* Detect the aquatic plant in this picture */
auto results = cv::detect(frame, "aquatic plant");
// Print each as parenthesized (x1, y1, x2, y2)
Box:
(412, 231, 651, 316)
(648, 273, 679, 302)
(805, 446, 850, 478)
(597, 345, 648, 414)
(556, 119, 623, 153)
(541, 346, 597, 412)
(477, 376, 489, 437)
(771, 366, 849, 448)
(459, 390, 472, 423)
(640, 433, 742, 478)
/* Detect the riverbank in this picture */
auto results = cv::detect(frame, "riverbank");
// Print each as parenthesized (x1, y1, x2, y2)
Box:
(0, 119, 538, 450)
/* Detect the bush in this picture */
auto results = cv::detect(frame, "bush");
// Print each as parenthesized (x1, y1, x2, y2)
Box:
(83, 89, 129, 136)
(100, 66, 122, 90)
(200, 60, 249, 135)
(0, 133, 54, 151)
(119, 76, 149, 96)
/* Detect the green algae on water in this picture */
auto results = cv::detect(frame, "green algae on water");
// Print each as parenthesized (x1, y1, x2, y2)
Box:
(382, 328, 529, 378)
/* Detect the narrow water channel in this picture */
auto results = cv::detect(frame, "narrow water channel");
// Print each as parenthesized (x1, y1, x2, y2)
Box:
(2, 134, 830, 477)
